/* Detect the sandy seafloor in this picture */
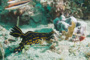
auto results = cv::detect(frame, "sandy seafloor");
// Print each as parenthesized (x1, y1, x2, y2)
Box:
(0, 19, 90, 60)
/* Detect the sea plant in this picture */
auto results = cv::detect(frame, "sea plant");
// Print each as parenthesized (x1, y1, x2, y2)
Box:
(0, 42, 4, 60)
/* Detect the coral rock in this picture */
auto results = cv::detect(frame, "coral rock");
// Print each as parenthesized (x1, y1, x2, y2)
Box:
(88, 43, 90, 47)
(0, 50, 2, 58)
(4, 40, 9, 45)
(88, 57, 90, 60)
(50, 45, 56, 50)
(57, 50, 61, 54)
(38, 40, 44, 45)
(86, 52, 90, 56)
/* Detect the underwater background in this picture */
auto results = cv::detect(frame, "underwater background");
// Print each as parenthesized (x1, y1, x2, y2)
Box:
(0, 0, 90, 60)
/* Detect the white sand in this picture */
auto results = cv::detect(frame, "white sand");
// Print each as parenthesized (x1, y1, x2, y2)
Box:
(0, 20, 89, 60)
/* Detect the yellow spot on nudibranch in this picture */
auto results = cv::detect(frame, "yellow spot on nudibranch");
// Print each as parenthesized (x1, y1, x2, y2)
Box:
(27, 42, 30, 45)
(15, 49, 17, 50)
(35, 40, 37, 42)
(29, 40, 32, 41)
(21, 47, 23, 48)
(18, 49, 20, 50)
(36, 37, 39, 38)
(30, 42, 32, 44)
(26, 41, 28, 42)
(33, 41, 35, 43)
(33, 38, 36, 39)
(42, 34, 45, 35)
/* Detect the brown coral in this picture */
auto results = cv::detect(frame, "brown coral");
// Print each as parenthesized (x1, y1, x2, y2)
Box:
(65, 21, 76, 40)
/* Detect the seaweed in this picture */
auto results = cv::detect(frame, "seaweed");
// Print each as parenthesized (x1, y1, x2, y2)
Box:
(0, 42, 5, 60)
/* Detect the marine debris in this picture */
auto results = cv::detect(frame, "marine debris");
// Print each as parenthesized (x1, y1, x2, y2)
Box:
(5, 0, 31, 10)
(8, 0, 17, 4)
(5, 0, 32, 26)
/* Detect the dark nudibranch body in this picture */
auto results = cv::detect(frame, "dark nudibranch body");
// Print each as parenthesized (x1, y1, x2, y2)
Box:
(10, 26, 54, 52)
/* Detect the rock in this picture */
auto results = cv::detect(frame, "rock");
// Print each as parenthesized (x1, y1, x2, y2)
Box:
(0, 26, 3, 30)
(60, 58, 64, 60)
(88, 43, 90, 47)
(57, 50, 61, 54)
(0, 50, 2, 59)
(4, 40, 10, 45)
(8, 39, 16, 43)
(22, 49, 25, 54)
(85, 52, 90, 56)
(54, 34, 58, 41)
(69, 48, 76, 54)
(0, 43, 4, 59)
(50, 39, 54, 43)
(88, 57, 90, 60)
(50, 45, 55, 49)
(46, 50, 52, 53)
(2, 33, 6, 37)
(57, 57, 64, 60)
(38, 39, 44, 45)
(24, 45, 30, 50)
(2, 28, 6, 31)
(50, 43, 56, 50)
(87, 35, 90, 37)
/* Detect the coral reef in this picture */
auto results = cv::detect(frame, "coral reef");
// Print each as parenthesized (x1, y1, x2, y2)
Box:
(0, 0, 90, 27)
(0, 20, 89, 60)
(0, 0, 90, 60)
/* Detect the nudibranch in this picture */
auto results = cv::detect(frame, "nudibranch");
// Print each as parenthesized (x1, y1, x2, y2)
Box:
(10, 26, 54, 52)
